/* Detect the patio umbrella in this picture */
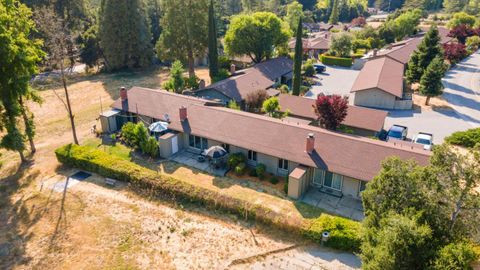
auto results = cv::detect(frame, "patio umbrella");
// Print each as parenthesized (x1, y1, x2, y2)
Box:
(148, 121, 169, 133)
(203, 146, 227, 159)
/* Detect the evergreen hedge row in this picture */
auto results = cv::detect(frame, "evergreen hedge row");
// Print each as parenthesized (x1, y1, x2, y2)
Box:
(320, 55, 353, 67)
(445, 128, 480, 148)
(55, 144, 361, 251)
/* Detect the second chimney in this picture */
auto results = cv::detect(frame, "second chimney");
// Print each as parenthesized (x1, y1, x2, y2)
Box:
(179, 106, 187, 122)
(230, 64, 236, 75)
(306, 133, 315, 154)
(120, 87, 128, 101)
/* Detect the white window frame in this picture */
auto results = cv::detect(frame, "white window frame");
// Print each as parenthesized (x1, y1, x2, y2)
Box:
(277, 159, 289, 175)
(312, 168, 343, 191)
(189, 135, 208, 150)
(247, 150, 257, 165)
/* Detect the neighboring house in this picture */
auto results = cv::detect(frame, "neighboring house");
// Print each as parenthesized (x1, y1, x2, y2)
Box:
(107, 87, 430, 202)
(350, 57, 409, 110)
(277, 94, 388, 137)
(288, 32, 331, 58)
(351, 27, 453, 110)
(195, 57, 293, 105)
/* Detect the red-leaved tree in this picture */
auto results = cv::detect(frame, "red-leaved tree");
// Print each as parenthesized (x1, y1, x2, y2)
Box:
(448, 24, 475, 44)
(351, 17, 366, 27)
(313, 94, 349, 131)
(443, 43, 468, 64)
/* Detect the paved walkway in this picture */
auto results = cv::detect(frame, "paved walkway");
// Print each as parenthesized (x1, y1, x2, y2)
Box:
(229, 245, 361, 270)
(442, 50, 480, 128)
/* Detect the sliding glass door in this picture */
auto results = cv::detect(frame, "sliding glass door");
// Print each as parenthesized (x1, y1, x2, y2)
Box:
(313, 168, 343, 191)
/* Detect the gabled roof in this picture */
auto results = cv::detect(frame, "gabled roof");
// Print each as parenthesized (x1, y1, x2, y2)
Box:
(197, 57, 293, 102)
(112, 87, 430, 181)
(277, 94, 388, 132)
(351, 57, 405, 98)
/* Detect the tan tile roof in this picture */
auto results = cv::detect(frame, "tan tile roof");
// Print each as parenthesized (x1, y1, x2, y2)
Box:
(112, 87, 430, 181)
(198, 57, 293, 102)
(351, 57, 405, 97)
(277, 94, 387, 132)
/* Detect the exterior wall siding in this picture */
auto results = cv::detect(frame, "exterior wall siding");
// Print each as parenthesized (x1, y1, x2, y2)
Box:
(342, 176, 361, 199)
(353, 88, 396, 110)
(195, 89, 232, 105)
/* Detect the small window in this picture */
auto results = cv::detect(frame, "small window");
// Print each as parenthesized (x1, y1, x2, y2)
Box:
(189, 135, 195, 148)
(278, 159, 288, 170)
(189, 135, 208, 150)
(248, 150, 257, 161)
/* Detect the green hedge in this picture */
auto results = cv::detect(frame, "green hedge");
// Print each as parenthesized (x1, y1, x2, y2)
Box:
(320, 55, 353, 67)
(445, 128, 480, 148)
(305, 214, 362, 252)
(55, 144, 361, 251)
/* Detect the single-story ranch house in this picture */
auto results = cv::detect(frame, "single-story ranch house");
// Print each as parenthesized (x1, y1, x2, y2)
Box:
(104, 86, 430, 202)
(277, 94, 388, 137)
(195, 57, 293, 106)
(351, 27, 453, 110)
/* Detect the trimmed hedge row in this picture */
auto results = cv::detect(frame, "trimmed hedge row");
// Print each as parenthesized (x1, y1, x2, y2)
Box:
(320, 55, 353, 67)
(445, 128, 480, 148)
(55, 144, 361, 251)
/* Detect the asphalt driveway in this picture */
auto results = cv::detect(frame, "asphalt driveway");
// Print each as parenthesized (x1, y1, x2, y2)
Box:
(384, 108, 473, 144)
(304, 66, 360, 98)
(442, 50, 480, 128)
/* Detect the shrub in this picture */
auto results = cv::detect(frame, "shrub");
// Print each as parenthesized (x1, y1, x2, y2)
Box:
(284, 177, 289, 194)
(255, 163, 266, 179)
(218, 55, 231, 69)
(234, 162, 246, 175)
(320, 55, 353, 67)
(245, 89, 268, 112)
(212, 68, 230, 83)
(141, 137, 159, 158)
(248, 169, 257, 177)
(278, 84, 289, 93)
(184, 75, 200, 90)
(432, 242, 478, 270)
(305, 214, 362, 252)
(121, 122, 137, 146)
(227, 100, 241, 110)
(445, 128, 480, 148)
(269, 176, 279, 184)
(227, 152, 246, 168)
(303, 60, 316, 77)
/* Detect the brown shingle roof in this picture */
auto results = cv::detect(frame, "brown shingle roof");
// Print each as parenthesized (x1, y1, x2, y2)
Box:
(112, 87, 430, 181)
(351, 57, 405, 98)
(198, 57, 293, 102)
(277, 94, 387, 132)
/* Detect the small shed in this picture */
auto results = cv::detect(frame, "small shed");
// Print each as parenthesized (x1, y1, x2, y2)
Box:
(100, 109, 121, 133)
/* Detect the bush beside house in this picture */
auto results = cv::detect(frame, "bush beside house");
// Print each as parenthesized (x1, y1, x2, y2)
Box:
(320, 55, 353, 67)
(55, 144, 361, 252)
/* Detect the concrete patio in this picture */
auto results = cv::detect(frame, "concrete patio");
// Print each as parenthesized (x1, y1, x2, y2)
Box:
(301, 189, 364, 221)
(169, 150, 229, 177)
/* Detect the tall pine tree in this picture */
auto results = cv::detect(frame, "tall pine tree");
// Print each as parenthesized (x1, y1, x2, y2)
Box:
(157, 0, 208, 78)
(329, 0, 339, 24)
(208, 0, 219, 81)
(406, 25, 442, 84)
(99, 0, 153, 70)
(419, 57, 446, 105)
(292, 17, 303, 96)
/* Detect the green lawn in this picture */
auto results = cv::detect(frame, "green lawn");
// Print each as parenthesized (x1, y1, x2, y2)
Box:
(82, 138, 132, 161)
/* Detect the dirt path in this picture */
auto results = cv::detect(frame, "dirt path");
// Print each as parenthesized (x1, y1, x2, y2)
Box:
(0, 69, 360, 269)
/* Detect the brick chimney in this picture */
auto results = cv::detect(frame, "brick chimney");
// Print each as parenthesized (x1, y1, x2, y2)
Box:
(373, 49, 378, 57)
(306, 133, 315, 154)
(230, 64, 236, 75)
(120, 87, 128, 101)
(179, 106, 187, 122)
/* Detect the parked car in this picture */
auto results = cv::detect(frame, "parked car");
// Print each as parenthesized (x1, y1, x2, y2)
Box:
(314, 64, 326, 73)
(413, 132, 434, 150)
(386, 125, 408, 141)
